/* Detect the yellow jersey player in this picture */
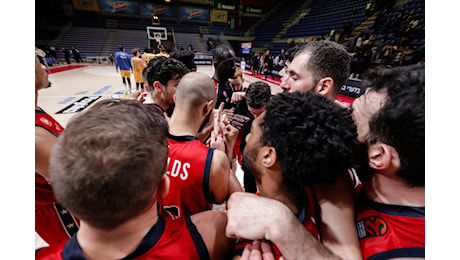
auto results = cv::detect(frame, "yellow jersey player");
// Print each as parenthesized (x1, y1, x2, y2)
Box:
(131, 48, 147, 92)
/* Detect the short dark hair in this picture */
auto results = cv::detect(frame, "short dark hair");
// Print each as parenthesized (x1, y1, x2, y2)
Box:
(245, 81, 271, 109)
(145, 56, 190, 88)
(298, 40, 350, 96)
(131, 48, 139, 56)
(284, 45, 301, 63)
(260, 92, 358, 188)
(170, 50, 196, 71)
(50, 99, 169, 229)
(362, 65, 425, 187)
(118, 45, 124, 51)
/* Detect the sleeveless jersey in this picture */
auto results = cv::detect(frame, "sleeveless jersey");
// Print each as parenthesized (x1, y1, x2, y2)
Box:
(35, 214, 210, 260)
(158, 134, 214, 220)
(212, 77, 234, 110)
(233, 187, 321, 259)
(131, 57, 145, 83)
(35, 108, 79, 245)
(355, 186, 425, 260)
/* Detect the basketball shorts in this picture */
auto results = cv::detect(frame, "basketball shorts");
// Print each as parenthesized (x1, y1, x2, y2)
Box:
(119, 70, 131, 78)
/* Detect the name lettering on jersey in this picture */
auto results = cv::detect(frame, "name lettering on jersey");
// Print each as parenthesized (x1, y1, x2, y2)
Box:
(166, 157, 190, 180)
(356, 216, 389, 240)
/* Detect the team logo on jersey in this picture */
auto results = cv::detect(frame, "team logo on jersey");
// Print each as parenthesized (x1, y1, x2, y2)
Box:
(356, 216, 388, 240)
(40, 117, 53, 127)
(164, 205, 181, 220)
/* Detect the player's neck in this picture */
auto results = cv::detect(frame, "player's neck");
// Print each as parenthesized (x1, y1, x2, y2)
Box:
(363, 173, 425, 207)
(168, 109, 203, 137)
(77, 202, 160, 260)
(257, 170, 304, 215)
(151, 92, 169, 112)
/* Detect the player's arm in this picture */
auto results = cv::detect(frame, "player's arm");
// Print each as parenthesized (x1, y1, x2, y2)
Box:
(313, 171, 363, 260)
(226, 192, 341, 260)
(191, 210, 235, 260)
(209, 150, 242, 204)
(35, 127, 58, 182)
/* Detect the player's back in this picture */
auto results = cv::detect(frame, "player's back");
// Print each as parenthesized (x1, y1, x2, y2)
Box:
(355, 190, 425, 260)
(158, 134, 214, 220)
(35, 214, 210, 260)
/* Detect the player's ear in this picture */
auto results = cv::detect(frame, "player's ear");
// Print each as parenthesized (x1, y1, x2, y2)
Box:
(203, 100, 214, 115)
(315, 77, 334, 97)
(261, 146, 277, 168)
(154, 81, 163, 92)
(368, 142, 401, 171)
(157, 174, 170, 199)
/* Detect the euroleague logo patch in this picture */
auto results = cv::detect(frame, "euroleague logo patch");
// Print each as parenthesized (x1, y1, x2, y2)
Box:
(356, 216, 389, 240)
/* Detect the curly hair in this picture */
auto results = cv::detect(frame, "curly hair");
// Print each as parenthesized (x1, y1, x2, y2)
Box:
(144, 56, 189, 88)
(245, 81, 271, 109)
(298, 40, 350, 96)
(362, 65, 425, 187)
(260, 91, 358, 188)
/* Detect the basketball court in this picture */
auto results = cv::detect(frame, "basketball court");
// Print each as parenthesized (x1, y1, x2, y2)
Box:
(35, 62, 283, 249)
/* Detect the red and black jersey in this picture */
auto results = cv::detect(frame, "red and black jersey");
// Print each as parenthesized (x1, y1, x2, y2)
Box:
(35, 214, 210, 260)
(213, 77, 234, 110)
(355, 187, 425, 260)
(233, 187, 321, 259)
(158, 134, 214, 220)
(35, 108, 79, 245)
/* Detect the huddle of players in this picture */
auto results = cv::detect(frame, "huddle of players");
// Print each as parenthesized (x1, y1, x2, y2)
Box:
(35, 40, 425, 259)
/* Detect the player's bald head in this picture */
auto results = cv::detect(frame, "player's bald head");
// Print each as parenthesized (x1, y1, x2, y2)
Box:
(175, 72, 216, 109)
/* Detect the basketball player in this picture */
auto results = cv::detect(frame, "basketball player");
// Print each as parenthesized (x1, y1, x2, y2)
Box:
(232, 81, 271, 193)
(279, 40, 362, 259)
(352, 65, 425, 259)
(160, 72, 242, 220)
(232, 91, 358, 259)
(35, 56, 79, 245)
(131, 48, 147, 92)
(115, 45, 133, 93)
(226, 65, 425, 260)
(212, 44, 236, 110)
(170, 49, 197, 72)
(35, 99, 235, 259)
(143, 56, 189, 117)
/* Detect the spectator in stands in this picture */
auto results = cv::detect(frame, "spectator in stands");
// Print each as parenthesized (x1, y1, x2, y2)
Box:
(233, 81, 271, 193)
(115, 45, 133, 94)
(35, 99, 236, 259)
(71, 46, 83, 63)
(170, 49, 197, 72)
(61, 48, 71, 65)
(352, 65, 425, 259)
(159, 72, 242, 220)
(109, 53, 114, 65)
(230, 91, 359, 259)
(264, 51, 275, 80)
(251, 51, 260, 75)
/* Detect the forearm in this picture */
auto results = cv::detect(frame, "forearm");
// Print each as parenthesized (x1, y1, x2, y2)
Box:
(268, 213, 342, 260)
